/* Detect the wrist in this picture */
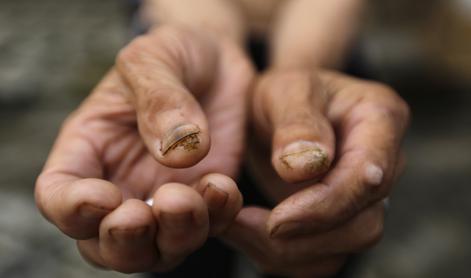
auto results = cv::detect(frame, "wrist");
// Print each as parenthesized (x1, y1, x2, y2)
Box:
(140, 0, 247, 46)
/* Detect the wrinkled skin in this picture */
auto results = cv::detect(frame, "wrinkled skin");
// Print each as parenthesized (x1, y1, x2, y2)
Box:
(35, 26, 253, 272)
(223, 69, 410, 277)
(35, 24, 410, 277)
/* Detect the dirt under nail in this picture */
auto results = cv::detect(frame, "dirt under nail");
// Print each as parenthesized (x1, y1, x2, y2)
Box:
(162, 132, 200, 155)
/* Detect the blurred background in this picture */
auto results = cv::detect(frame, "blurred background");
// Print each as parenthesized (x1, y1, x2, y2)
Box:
(0, 0, 470, 277)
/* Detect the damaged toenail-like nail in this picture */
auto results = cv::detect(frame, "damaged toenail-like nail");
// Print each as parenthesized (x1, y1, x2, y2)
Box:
(160, 124, 200, 155)
(280, 141, 329, 174)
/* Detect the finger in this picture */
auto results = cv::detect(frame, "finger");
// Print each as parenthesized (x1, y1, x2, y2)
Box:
(77, 238, 106, 269)
(36, 168, 121, 239)
(34, 83, 125, 239)
(193, 173, 243, 236)
(268, 73, 410, 237)
(152, 183, 209, 267)
(222, 207, 348, 277)
(224, 204, 383, 268)
(99, 199, 158, 273)
(253, 70, 335, 183)
(282, 202, 385, 260)
(221, 207, 271, 261)
(116, 26, 218, 168)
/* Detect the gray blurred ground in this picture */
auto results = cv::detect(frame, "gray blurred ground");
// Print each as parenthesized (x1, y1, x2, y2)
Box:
(0, 0, 470, 278)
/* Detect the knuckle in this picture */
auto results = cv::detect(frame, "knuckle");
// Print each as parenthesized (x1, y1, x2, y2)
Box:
(361, 82, 410, 123)
(117, 25, 188, 67)
(116, 35, 149, 66)
(60, 109, 82, 131)
(361, 100, 402, 126)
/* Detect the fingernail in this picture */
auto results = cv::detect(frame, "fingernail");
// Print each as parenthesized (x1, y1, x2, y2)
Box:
(203, 182, 229, 210)
(279, 141, 329, 174)
(160, 124, 200, 155)
(159, 211, 194, 231)
(109, 226, 150, 243)
(364, 163, 383, 186)
(78, 204, 111, 219)
(269, 221, 305, 238)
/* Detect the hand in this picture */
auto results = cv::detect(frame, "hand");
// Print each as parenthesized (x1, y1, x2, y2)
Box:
(35, 26, 253, 273)
(223, 69, 409, 277)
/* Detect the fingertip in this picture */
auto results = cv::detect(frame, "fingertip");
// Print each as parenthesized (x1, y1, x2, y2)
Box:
(99, 199, 157, 273)
(100, 199, 155, 234)
(195, 173, 243, 235)
(152, 183, 208, 227)
(197, 174, 242, 210)
(48, 178, 122, 239)
(153, 183, 209, 263)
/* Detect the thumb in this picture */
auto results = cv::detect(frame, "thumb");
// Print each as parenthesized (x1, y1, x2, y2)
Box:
(253, 70, 335, 183)
(116, 26, 218, 168)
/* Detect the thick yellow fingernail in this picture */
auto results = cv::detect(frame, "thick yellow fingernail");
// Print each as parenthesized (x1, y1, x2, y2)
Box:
(160, 124, 200, 155)
(279, 141, 329, 174)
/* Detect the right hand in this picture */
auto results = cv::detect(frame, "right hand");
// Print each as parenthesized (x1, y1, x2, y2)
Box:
(35, 26, 254, 273)
(223, 69, 409, 277)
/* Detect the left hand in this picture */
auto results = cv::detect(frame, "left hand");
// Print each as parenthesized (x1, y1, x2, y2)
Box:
(223, 68, 410, 277)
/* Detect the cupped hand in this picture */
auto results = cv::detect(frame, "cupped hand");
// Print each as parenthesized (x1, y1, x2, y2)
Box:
(223, 69, 410, 277)
(35, 26, 253, 273)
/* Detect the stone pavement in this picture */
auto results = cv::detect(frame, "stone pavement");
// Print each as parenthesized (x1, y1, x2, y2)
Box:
(0, 0, 470, 278)
(0, 1, 140, 278)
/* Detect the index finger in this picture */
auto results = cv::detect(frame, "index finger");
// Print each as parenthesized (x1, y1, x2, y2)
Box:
(267, 72, 410, 238)
(35, 121, 122, 239)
